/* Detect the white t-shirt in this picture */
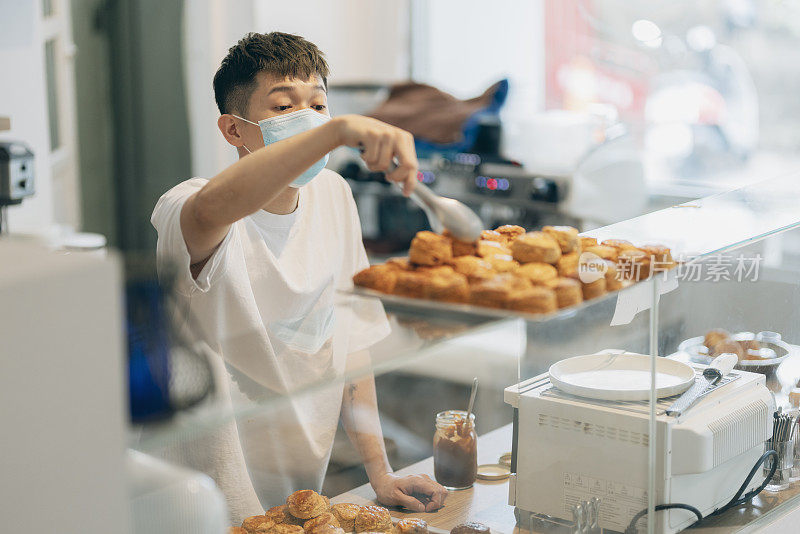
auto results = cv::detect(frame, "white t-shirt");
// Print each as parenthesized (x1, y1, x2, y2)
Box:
(149, 169, 390, 522)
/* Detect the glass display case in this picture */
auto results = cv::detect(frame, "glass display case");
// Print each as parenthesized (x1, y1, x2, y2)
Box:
(131, 174, 800, 534)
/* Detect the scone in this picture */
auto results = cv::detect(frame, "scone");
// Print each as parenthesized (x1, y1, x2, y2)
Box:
(703, 329, 731, 349)
(495, 224, 526, 245)
(409, 231, 452, 266)
(330, 503, 361, 532)
(230, 528, 249, 534)
(415, 265, 456, 277)
(639, 244, 675, 272)
(516, 262, 558, 286)
(579, 236, 598, 249)
(444, 230, 477, 257)
(486, 254, 519, 273)
(271, 526, 306, 534)
(543, 225, 579, 254)
(617, 249, 650, 281)
(476, 239, 512, 258)
(710, 339, 744, 360)
(385, 257, 412, 271)
(393, 272, 431, 299)
(354, 505, 392, 533)
(265, 505, 298, 526)
(556, 251, 580, 279)
(552, 278, 583, 308)
(392, 518, 430, 534)
(480, 229, 506, 244)
(511, 232, 561, 264)
(450, 522, 490, 534)
(508, 286, 558, 314)
(242, 516, 272, 533)
(603, 260, 623, 291)
(469, 273, 530, 309)
(304, 513, 340, 533)
(602, 239, 637, 252)
(427, 272, 470, 303)
(307, 527, 345, 534)
(583, 245, 618, 261)
(452, 256, 496, 283)
(582, 278, 607, 300)
(287, 490, 329, 520)
(353, 265, 397, 294)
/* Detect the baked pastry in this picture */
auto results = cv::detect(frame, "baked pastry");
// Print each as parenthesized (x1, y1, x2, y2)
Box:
(486, 254, 519, 273)
(353, 265, 397, 294)
(703, 329, 731, 349)
(304, 513, 340, 533)
(543, 225, 579, 254)
(603, 260, 623, 291)
(639, 244, 675, 273)
(452, 256, 495, 283)
(427, 272, 470, 303)
(393, 272, 431, 299)
(392, 518, 430, 534)
(480, 229, 506, 244)
(617, 249, 650, 281)
(582, 278, 607, 300)
(415, 265, 456, 277)
(495, 224, 525, 245)
(287, 490, 329, 520)
(583, 245, 618, 261)
(354, 505, 392, 533)
(450, 522, 490, 534)
(230, 528, 249, 534)
(330, 503, 361, 532)
(602, 239, 636, 251)
(739, 339, 762, 354)
(476, 239, 512, 258)
(469, 273, 530, 309)
(556, 252, 580, 279)
(452, 239, 477, 257)
(270, 526, 306, 534)
(552, 278, 583, 308)
(710, 339, 744, 360)
(265, 505, 303, 526)
(516, 262, 558, 286)
(511, 232, 561, 264)
(253, 522, 278, 533)
(385, 257, 411, 271)
(242, 516, 271, 532)
(409, 231, 452, 266)
(579, 236, 598, 249)
(307, 527, 345, 534)
(508, 286, 558, 314)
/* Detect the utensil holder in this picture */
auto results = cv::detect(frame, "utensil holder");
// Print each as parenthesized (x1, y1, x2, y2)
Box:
(765, 440, 794, 491)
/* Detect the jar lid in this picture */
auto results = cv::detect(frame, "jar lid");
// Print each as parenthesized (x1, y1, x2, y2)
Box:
(476, 463, 510, 481)
(498, 452, 512, 467)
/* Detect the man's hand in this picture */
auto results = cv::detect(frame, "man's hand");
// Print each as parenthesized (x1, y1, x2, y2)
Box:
(371, 472, 447, 512)
(331, 115, 418, 196)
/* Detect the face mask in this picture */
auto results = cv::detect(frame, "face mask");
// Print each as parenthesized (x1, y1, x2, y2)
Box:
(233, 108, 331, 188)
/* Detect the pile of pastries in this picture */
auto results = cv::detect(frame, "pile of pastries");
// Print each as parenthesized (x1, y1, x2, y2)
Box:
(353, 225, 674, 315)
(230, 489, 429, 534)
(703, 329, 773, 362)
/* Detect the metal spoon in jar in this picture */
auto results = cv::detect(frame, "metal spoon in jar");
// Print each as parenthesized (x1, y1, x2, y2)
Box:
(466, 377, 478, 431)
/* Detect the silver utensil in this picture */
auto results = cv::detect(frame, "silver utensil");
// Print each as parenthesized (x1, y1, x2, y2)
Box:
(466, 377, 478, 429)
(359, 148, 484, 241)
(666, 353, 738, 417)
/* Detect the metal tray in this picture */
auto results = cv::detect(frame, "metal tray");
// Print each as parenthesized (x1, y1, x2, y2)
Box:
(678, 331, 791, 370)
(344, 285, 621, 325)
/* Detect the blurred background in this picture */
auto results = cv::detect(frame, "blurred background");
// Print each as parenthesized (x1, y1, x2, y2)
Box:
(4, 0, 800, 255)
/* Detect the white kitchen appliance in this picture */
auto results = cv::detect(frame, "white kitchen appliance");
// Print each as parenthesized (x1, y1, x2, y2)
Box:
(505, 365, 773, 533)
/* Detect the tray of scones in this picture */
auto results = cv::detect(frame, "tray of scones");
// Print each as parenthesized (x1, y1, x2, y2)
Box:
(352, 225, 675, 320)
(231, 489, 449, 534)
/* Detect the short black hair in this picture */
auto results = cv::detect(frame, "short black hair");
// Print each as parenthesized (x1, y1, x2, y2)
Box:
(213, 32, 330, 116)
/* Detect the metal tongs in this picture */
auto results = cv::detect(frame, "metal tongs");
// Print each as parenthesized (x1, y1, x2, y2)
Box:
(371, 150, 483, 241)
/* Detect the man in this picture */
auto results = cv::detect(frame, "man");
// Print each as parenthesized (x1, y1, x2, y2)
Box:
(151, 32, 447, 522)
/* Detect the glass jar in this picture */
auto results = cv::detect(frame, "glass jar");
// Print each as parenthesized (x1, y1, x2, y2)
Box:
(433, 410, 477, 490)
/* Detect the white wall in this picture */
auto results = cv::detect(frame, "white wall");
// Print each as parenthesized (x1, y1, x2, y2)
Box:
(0, 0, 55, 234)
(413, 0, 545, 114)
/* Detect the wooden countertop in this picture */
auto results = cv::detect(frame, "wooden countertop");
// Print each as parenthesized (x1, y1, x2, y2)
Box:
(333, 424, 800, 533)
